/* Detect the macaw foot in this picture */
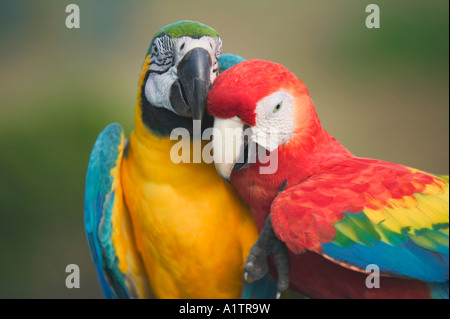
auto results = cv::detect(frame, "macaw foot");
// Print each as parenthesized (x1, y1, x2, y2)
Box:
(244, 214, 290, 299)
(244, 238, 269, 281)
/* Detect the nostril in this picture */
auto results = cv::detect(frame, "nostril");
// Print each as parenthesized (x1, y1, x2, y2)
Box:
(180, 43, 185, 51)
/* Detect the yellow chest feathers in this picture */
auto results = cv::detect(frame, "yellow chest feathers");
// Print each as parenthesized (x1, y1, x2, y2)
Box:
(120, 129, 258, 298)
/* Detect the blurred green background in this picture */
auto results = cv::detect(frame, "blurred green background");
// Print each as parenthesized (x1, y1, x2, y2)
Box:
(0, 0, 448, 298)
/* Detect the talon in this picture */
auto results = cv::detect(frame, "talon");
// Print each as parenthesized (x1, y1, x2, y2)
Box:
(244, 214, 291, 295)
(243, 272, 254, 283)
(276, 278, 289, 294)
(244, 257, 268, 280)
(273, 240, 290, 295)
(244, 239, 270, 281)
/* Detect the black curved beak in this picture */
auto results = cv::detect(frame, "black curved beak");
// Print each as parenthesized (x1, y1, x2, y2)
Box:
(170, 48, 212, 121)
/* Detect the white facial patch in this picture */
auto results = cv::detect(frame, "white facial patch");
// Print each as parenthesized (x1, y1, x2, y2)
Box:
(252, 91, 295, 152)
(145, 68, 177, 111)
(173, 36, 221, 83)
(144, 36, 221, 112)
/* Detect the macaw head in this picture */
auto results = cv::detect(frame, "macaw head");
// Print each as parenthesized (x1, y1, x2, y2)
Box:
(139, 20, 222, 135)
(208, 59, 321, 181)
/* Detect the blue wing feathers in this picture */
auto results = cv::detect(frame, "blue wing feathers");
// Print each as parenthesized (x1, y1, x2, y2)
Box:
(84, 123, 130, 298)
(322, 239, 449, 283)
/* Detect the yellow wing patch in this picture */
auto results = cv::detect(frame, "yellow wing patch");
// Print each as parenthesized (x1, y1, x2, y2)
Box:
(363, 175, 449, 240)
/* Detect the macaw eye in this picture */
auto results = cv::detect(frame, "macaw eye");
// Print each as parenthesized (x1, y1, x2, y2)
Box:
(273, 102, 282, 113)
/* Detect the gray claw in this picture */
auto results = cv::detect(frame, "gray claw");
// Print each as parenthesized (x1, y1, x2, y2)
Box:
(244, 212, 291, 298)
(244, 245, 269, 281)
(273, 241, 290, 294)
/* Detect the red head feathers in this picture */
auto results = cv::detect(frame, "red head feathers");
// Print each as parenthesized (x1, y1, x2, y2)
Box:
(207, 59, 309, 126)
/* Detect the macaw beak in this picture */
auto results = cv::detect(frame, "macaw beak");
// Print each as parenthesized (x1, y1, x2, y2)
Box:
(212, 117, 248, 183)
(170, 48, 212, 121)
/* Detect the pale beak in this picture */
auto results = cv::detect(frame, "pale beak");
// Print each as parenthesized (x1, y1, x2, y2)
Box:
(212, 117, 246, 183)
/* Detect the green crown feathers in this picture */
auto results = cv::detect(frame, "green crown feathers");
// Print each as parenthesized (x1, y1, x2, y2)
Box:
(146, 20, 220, 56)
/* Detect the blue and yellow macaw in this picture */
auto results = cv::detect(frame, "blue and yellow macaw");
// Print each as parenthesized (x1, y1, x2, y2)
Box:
(84, 21, 275, 298)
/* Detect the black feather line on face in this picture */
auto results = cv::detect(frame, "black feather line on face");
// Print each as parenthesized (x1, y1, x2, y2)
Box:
(149, 35, 176, 73)
(148, 70, 167, 75)
(152, 60, 172, 67)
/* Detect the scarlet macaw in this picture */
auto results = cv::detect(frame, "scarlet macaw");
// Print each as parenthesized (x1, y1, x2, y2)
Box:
(84, 22, 275, 298)
(208, 59, 449, 298)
